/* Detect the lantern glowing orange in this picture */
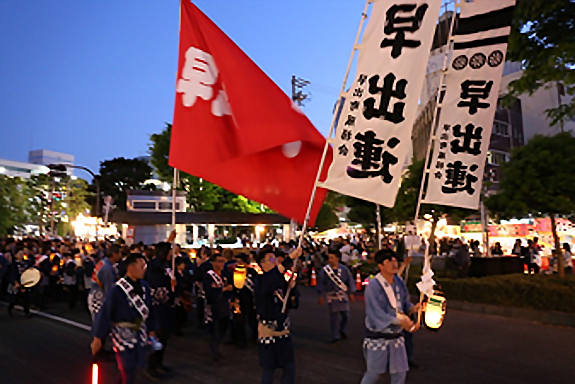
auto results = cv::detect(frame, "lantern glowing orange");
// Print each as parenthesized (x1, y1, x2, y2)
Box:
(233, 266, 247, 289)
(424, 294, 447, 330)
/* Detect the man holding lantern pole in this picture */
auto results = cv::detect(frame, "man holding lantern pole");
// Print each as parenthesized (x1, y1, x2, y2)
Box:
(360, 249, 420, 384)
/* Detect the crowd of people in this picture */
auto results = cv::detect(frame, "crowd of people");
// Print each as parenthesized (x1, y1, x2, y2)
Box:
(0, 233, 423, 384)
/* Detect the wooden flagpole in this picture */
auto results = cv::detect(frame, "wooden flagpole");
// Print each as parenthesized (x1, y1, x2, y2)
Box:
(171, 167, 179, 281)
(414, 1, 460, 324)
(296, 0, 373, 249)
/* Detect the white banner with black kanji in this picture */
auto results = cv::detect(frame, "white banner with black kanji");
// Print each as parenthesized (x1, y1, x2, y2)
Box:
(423, 0, 516, 210)
(322, 0, 442, 207)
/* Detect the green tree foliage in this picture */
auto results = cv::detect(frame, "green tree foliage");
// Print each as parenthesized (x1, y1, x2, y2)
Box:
(314, 191, 344, 232)
(486, 133, 575, 278)
(0, 175, 28, 235)
(96, 157, 154, 212)
(393, 159, 476, 243)
(506, 1, 575, 126)
(148, 123, 270, 213)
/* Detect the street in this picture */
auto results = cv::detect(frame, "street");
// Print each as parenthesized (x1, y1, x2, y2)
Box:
(1, 287, 574, 384)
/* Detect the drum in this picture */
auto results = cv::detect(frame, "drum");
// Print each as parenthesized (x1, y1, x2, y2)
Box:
(20, 268, 41, 288)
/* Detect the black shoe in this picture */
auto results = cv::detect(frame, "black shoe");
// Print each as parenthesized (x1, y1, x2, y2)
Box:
(145, 369, 161, 381)
(409, 361, 421, 370)
(340, 330, 347, 340)
(157, 365, 171, 374)
(328, 339, 339, 345)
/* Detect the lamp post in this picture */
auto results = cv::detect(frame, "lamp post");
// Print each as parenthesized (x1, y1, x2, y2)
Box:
(48, 164, 100, 240)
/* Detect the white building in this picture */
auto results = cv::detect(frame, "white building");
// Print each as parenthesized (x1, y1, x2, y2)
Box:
(0, 149, 75, 179)
(0, 158, 49, 179)
(28, 149, 74, 168)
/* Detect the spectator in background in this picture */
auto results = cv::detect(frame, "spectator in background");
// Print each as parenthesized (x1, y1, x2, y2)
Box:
(523, 239, 539, 274)
(452, 239, 470, 278)
(512, 239, 522, 258)
(339, 240, 352, 266)
(562, 243, 573, 274)
(418, 239, 427, 255)
(491, 242, 504, 256)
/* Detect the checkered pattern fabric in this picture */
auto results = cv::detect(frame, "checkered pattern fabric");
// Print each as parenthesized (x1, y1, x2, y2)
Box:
(112, 324, 148, 352)
(363, 337, 404, 351)
(88, 289, 104, 315)
(151, 287, 169, 306)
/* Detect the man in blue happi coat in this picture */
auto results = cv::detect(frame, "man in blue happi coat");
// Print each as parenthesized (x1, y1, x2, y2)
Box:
(361, 249, 420, 384)
(317, 248, 355, 344)
(91, 253, 156, 384)
(255, 247, 301, 384)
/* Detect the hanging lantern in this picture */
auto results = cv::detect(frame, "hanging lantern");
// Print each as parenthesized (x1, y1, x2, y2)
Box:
(424, 291, 447, 330)
(233, 266, 247, 289)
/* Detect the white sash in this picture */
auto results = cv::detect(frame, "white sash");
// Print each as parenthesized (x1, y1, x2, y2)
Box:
(116, 278, 149, 321)
(207, 270, 224, 288)
(323, 265, 347, 292)
(375, 274, 400, 314)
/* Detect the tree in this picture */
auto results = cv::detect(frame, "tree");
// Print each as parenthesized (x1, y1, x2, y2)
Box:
(486, 133, 575, 278)
(313, 191, 344, 232)
(0, 175, 28, 235)
(506, 1, 575, 126)
(393, 159, 476, 246)
(346, 196, 392, 243)
(96, 157, 154, 212)
(148, 123, 270, 213)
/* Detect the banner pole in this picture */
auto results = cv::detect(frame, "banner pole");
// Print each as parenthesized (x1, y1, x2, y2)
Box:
(171, 167, 179, 281)
(415, 2, 460, 323)
(405, 2, 459, 283)
(297, 0, 372, 249)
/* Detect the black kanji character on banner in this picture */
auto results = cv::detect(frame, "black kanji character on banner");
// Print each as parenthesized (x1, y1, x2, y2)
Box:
(442, 161, 478, 195)
(358, 74, 368, 85)
(350, 101, 360, 111)
(345, 115, 356, 127)
(381, 4, 429, 58)
(339, 145, 349, 156)
(346, 131, 400, 184)
(451, 124, 482, 155)
(341, 129, 352, 141)
(440, 133, 449, 141)
(438, 152, 446, 160)
(457, 80, 493, 115)
(363, 73, 407, 123)
(353, 88, 363, 97)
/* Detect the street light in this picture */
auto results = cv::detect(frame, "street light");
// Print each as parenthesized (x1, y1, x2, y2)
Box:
(47, 164, 100, 218)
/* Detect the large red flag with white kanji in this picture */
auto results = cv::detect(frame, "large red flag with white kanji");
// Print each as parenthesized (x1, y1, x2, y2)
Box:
(169, 0, 331, 224)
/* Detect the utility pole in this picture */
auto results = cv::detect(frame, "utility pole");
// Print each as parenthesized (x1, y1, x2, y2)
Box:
(290, 76, 311, 239)
(291, 75, 311, 106)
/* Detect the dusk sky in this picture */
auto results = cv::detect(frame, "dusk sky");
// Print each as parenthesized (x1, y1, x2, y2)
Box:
(0, 0, 368, 176)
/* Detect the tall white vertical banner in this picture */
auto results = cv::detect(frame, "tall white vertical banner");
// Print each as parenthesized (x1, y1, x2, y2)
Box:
(423, 1, 516, 209)
(322, 0, 442, 207)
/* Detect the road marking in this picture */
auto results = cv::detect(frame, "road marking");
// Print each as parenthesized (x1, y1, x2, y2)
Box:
(1, 302, 91, 331)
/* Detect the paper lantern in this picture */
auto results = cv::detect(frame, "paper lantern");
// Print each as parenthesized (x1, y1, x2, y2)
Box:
(424, 293, 447, 330)
(233, 266, 246, 289)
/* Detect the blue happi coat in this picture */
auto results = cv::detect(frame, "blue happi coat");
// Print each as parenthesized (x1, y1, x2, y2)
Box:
(93, 277, 156, 369)
(363, 274, 413, 375)
(255, 258, 299, 370)
(317, 263, 355, 312)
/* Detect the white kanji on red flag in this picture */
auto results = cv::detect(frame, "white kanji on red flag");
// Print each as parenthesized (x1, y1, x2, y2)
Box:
(177, 47, 231, 116)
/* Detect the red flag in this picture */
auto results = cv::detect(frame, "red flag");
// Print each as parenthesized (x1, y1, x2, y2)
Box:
(169, 0, 331, 224)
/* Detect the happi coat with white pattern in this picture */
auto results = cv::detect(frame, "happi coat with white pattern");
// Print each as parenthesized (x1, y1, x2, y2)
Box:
(363, 274, 413, 374)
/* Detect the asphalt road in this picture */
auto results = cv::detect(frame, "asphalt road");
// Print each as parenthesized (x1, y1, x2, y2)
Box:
(1, 287, 574, 384)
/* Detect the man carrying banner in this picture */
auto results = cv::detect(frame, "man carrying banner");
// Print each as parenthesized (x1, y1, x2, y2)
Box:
(316, 249, 355, 344)
(361, 249, 420, 384)
(255, 248, 301, 384)
(91, 253, 156, 384)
